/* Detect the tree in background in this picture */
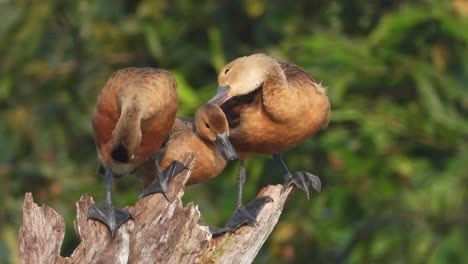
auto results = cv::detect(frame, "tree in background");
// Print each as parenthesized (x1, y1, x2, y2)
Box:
(0, 0, 467, 263)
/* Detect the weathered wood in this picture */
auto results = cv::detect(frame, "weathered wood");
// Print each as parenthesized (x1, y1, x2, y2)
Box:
(18, 153, 296, 264)
(18, 193, 66, 264)
(199, 186, 292, 264)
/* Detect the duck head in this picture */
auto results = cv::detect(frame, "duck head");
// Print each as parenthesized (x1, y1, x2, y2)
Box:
(209, 53, 277, 105)
(195, 104, 238, 162)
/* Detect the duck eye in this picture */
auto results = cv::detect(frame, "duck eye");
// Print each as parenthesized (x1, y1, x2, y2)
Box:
(205, 123, 210, 129)
(224, 68, 230, 75)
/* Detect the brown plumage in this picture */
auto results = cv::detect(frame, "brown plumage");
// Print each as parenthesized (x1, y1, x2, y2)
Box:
(206, 54, 329, 234)
(135, 103, 237, 188)
(89, 67, 179, 235)
(210, 53, 330, 158)
(93, 67, 178, 175)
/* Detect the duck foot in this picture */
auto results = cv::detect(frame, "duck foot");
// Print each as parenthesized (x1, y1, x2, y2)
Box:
(198, 220, 230, 236)
(282, 171, 321, 200)
(209, 196, 274, 237)
(89, 165, 131, 236)
(88, 203, 132, 236)
(139, 160, 187, 200)
(273, 154, 321, 199)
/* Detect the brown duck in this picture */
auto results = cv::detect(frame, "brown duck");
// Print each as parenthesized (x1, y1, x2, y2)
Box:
(90, 67, 182, 235)
(209, 53, 330, 231)
(134, 103, 237, 192)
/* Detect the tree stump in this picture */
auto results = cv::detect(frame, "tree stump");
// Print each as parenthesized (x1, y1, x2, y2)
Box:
(18, 153, 294, 264)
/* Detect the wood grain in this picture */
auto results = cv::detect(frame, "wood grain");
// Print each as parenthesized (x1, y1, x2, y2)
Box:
(19, 153, 296, 264)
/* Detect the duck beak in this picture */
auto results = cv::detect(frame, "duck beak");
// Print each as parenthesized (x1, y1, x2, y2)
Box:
(214, 131, 238, 162)
(208, 86, 232, 106)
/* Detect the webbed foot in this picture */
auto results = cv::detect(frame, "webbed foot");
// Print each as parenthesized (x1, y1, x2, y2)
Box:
(89, 165, 132, 236)
(139, 160, 187, 200)
(282, 171, 321, 199)
(88, 203, 131, 236)
(210, 196, 273, 237)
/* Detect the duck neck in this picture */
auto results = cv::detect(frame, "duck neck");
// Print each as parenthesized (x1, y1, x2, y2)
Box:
(262, 64, 295, 122)
(111, 100, 142, 162)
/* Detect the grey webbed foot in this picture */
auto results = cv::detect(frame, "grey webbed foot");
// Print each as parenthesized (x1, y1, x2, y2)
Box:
(88, 203, 132, 236)
(139, 160, 188, 200)
(88, 166, 131, 236)
(210, 196, 273, 237)
(198, 220, 230, 236)
(282, 171, 321, 200)
(273, 154, 321, 200)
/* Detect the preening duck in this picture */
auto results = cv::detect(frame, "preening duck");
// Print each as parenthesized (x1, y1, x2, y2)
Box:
(135, 103, 237, 194)
(90, 67, 180, 235)
(208, 53, 330, 231)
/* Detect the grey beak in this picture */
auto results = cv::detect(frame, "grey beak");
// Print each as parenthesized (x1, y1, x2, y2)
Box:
(208, 86, 232, 106)
(214, 131, 238, 162)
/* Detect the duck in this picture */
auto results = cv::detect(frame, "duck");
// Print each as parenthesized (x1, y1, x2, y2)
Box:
(208, 53, 330, 231)
(134, 103, 238, 195)
(89, 67, 182, 235)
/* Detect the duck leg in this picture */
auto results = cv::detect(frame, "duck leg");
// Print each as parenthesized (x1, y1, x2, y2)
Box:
(273, 154, 321, 199)
(88, 166, 132, 236)
(139, 152, 187, 200)
(209, 160, 273, 236)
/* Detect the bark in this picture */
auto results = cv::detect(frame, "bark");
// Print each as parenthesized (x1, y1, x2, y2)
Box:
(18, 153, 294, 264)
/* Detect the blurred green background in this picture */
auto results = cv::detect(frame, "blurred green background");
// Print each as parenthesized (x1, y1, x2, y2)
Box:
(1, 0, 467, 263)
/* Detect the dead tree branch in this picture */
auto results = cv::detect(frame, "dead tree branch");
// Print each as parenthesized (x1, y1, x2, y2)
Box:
(19, 153, 294, 264)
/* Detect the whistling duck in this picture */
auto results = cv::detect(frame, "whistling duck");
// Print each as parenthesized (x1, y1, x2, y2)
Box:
(89, 67, 182, 235)
(208, 53, 330, 230)
(134, 103, 237, 195)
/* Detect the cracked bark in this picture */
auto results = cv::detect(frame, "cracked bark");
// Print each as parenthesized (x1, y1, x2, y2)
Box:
(19, 153, 294, 264)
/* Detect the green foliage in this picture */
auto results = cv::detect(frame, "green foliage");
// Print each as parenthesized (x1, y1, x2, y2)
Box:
(0, 0, 467, 263)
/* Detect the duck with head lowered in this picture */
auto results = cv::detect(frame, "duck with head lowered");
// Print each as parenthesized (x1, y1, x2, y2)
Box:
(208, 53, 331, 232)
(134, 103, 238, 194)
(90, 67, 185, 235)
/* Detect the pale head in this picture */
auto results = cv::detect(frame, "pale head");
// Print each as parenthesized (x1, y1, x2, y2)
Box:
(209, 53, 278, 105)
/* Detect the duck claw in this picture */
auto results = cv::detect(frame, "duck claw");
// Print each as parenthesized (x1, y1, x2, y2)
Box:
(198, 220, 231, 237)
(282, 171, 321, 199)
(215, 196, 273, 236)
(139, 160, 187, 200)
(88, 203, 132, 236)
